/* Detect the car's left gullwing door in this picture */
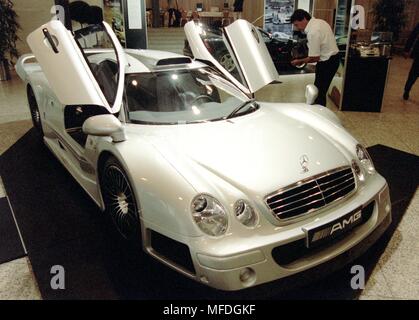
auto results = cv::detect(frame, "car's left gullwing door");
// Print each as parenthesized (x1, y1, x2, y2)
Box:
(184, 19, 279, 95)
(27, 20, 126, 114)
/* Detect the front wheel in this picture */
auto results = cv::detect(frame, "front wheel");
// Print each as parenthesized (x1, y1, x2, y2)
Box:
(100, 157, 141, 241)
(27, 87, 44, 136)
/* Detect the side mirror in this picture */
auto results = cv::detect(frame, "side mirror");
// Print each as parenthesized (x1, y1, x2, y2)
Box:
(82, 114, 126, 142)
(305, 84, 319, 105)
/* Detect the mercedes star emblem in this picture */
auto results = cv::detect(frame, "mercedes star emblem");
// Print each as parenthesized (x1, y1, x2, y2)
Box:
(300, 155, 309, 173)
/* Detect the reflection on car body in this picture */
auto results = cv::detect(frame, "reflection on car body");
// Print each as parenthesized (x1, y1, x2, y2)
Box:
(183, 25, 309, 73)
(15, 19, 392, 291)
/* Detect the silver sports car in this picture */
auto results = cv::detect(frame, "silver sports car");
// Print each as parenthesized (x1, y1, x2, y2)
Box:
(15, 20, 392, 291)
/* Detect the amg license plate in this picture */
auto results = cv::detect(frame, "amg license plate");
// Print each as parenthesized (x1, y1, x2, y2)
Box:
(305, 206, 363, 248)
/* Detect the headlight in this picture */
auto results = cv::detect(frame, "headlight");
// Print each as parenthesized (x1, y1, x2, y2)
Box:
(356, 144, 375, 174)
(234, 200, 258, 227)
(191, 194, 228, 236)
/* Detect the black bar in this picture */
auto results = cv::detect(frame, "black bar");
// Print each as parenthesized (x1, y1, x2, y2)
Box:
(152, 0, 160, 28)
(54, 0, 72, 31)
(42, 28, 59, 53)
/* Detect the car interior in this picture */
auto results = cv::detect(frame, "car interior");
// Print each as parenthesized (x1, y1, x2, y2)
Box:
(125, 71, 222, 114)
(64, 57, 119, 147)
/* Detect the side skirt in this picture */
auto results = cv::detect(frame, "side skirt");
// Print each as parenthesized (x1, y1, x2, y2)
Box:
(43, 136, 103, 210)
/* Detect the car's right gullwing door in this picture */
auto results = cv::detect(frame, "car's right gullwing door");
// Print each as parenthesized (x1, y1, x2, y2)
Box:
(184, 19, 279, 95)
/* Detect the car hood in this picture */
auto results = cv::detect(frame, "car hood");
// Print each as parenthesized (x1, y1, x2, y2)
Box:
(139, 103, 353, 197)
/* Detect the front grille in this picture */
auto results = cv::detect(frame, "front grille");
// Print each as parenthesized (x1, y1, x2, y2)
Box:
(266, 167, 356, 221)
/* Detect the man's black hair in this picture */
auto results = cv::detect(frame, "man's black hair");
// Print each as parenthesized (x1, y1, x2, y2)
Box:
(290, 9, 312, 23)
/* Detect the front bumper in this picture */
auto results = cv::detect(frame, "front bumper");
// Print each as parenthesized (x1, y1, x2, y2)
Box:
(187, 174, 391, 291)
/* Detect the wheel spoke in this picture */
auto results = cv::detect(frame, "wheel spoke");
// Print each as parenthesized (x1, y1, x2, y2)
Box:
(122, 180, 129, 194)
(103, 164, 139, 239)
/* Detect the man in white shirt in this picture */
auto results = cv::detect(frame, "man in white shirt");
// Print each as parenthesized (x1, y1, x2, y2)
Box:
(290, 10, 340, 106)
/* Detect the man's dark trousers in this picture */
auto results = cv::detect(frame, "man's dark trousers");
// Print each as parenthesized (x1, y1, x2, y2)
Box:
(405, 56, 419, 94)
(314, 53, 340, 106)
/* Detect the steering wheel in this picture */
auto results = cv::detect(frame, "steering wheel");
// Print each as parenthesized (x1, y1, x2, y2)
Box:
(190, 95, 214, 105)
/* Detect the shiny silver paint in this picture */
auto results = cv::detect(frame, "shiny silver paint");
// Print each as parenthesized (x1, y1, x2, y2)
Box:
(15, 20, 392, 291)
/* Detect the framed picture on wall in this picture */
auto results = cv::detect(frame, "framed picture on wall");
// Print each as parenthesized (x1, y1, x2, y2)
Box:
(103, 0, 127, 47)
(264, 0, 295, 38)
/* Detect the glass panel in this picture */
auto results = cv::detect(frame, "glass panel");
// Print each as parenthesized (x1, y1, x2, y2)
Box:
(264, 0, 295, 38)
(103, 0, 126, 47)
(197, 26, 246, 87)
(259, 29, 272, 43)
(335, 0, 351, 38)
(349, 31, 393, 58)
(335, 0, 352, 67)
(75, 24, 120, 107)
(68, 0, 126, 47)
(74, 24, 114, 49)
(331, 0, 352, 109)
(125, 67, 252, 125)
(68, 0, 105, 32)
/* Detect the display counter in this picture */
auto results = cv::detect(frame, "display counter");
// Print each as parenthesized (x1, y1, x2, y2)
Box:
(341, 56, 391, 112)
(340, 31, 393, 112)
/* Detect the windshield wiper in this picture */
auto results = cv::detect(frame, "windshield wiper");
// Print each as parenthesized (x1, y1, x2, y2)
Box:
(225, 99, 258, 120)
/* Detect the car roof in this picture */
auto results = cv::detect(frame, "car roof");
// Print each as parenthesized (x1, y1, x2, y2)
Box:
(83, 48, 208, 74)
(124, 49, 208, 74)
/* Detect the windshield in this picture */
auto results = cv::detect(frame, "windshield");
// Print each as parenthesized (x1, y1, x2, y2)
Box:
(125, 67, 254, 125)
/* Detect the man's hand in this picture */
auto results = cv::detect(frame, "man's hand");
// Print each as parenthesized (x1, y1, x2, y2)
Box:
(291, 56, 320, 66)
(291, 59, 302, 66)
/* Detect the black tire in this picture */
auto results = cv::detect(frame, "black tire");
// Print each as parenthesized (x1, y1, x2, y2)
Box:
(100, 157, 141, 241)
(27, 86, 44, 136)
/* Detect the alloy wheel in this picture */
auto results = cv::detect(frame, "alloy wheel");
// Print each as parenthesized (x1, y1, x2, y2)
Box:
(219, 53, 236, 72)
(102, 163, 140, 240)
(28, 89, 43, 135)
(30, 105, 41, 128)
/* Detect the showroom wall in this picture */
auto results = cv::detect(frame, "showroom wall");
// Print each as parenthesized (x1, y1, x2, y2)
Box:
(313, 0, 336, 27)
(13, 0, 55, 55)
(355, 0, 419, 45)
(146, 0, 419, 32)
(310, 0, 419, 39)
(13, 0, 106, 56)
(11, 0, 419, 56)
(77, 0, 103, 7)
(146, 0, 265, 26)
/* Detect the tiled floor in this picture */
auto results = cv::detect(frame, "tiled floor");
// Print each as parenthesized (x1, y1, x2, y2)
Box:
(0, 257, 41, 300)
(0, 166, 40, 299)
(0, 52, 417, 299)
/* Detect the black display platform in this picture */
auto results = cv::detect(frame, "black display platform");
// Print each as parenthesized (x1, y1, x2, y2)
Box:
(0, 197, 26, 264)
(0, 129, 417, 299)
